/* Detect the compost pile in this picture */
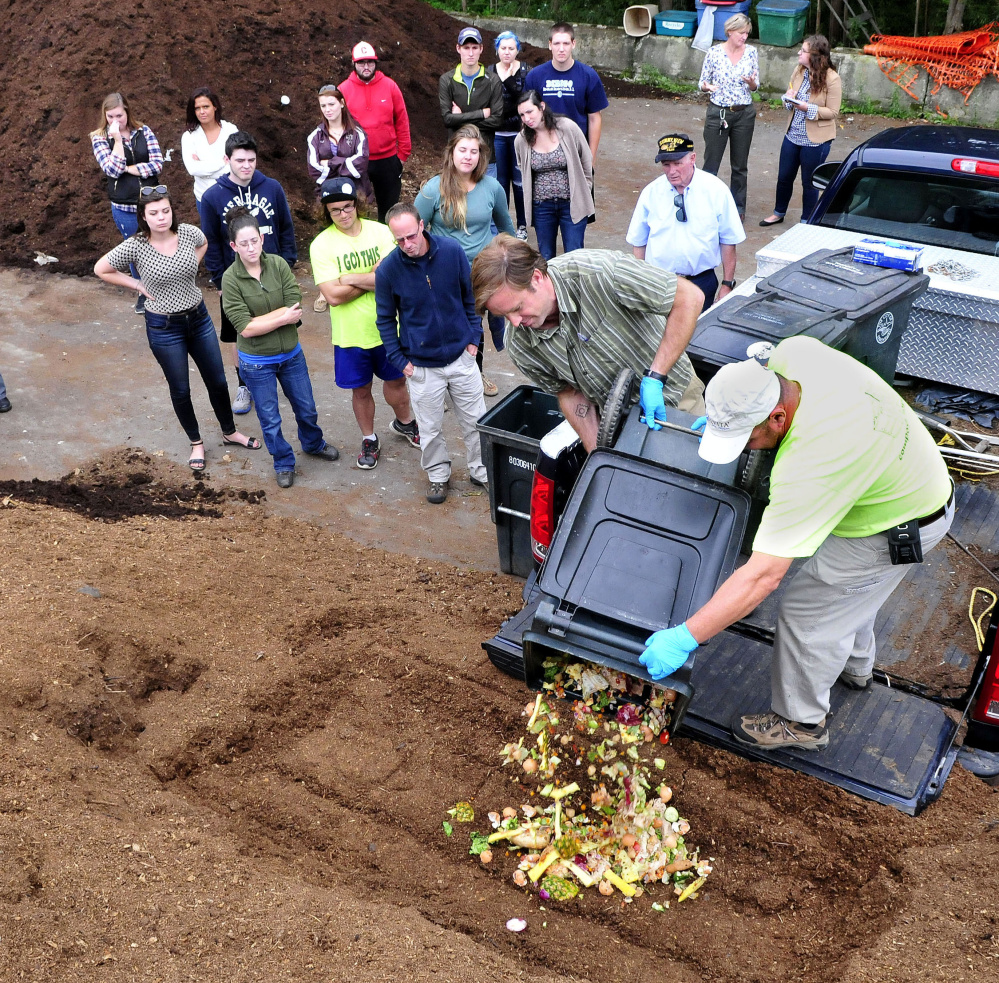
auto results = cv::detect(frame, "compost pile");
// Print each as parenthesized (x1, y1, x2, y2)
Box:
(467, 658, 712, 907)
(1, 449, 999, 982)
(0, 0, 546, 274)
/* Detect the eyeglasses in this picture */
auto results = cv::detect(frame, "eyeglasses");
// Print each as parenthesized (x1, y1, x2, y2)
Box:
(327, 201, 356, 216)
(394, 230, 422, 246)
(140, 185, 169, 197)
(674, 193, 687, 223)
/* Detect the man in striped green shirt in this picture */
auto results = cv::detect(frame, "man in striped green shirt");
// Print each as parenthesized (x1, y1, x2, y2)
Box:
(472, 237, 705, 450)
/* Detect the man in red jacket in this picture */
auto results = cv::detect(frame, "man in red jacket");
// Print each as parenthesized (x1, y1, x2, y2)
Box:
(340, 41, 413, 222)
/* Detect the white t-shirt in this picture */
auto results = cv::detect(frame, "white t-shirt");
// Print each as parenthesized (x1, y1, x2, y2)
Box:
(626, 169, 745, 276)
(181, 121, 239, 201)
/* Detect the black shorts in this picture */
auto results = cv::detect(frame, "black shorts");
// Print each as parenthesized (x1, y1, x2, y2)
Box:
(219, 299, 237, 344)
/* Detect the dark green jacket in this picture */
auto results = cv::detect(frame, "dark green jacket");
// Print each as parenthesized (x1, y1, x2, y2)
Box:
(221, 251, 303, 356)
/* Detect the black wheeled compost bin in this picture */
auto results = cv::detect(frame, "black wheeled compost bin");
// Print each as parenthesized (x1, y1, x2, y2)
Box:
(476, 386, 564, 577)
(688, 247, 930, 383)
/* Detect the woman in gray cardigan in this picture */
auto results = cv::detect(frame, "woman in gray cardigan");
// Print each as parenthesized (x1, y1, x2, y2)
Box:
(514, 89, 593, 260)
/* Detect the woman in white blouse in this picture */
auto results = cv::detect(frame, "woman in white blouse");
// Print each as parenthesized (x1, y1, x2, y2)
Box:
(181, 87, 238, 224)
(697, 13, 758, 220)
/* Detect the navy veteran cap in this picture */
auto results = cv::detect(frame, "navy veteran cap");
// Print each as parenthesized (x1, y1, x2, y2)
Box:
(655, 133, 695, 162)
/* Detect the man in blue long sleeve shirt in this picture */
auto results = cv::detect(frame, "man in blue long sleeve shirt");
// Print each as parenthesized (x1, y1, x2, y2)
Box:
(375, 203, 486, 504)
(200, 131, 297, 414)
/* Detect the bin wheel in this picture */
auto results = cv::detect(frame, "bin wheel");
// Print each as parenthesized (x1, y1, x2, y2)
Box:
(596, 367, 638, 448)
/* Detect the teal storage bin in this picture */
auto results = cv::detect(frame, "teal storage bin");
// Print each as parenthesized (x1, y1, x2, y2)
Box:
(655, 10, 698, 36)
(756, 0, 811, 47)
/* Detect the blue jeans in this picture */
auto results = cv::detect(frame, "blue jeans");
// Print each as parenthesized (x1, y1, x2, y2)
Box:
(0, 368, 6, 401)
(773, 137, 832, 221)
(533, 198, 586, 260)
(144, 301, 236, 442)
(494, 132, 526, 228)
(110, 204, 140, 279)
(239, 349, 326, 473)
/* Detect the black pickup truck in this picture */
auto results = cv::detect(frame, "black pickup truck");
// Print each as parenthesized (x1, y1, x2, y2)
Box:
(478, 258, 999, 816)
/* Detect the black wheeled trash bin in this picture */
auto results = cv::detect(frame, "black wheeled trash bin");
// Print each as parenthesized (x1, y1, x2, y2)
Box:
(476, 386, 564, 577)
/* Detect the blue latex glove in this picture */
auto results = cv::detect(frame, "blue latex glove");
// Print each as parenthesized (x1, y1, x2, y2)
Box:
(640, 623, 699, 680)
(639, 376, 668, 432)
(691, 416, 707, 433)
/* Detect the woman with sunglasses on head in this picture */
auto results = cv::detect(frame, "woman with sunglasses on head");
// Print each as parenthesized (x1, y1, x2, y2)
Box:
(760, 35, 841, 227)
(307, 84, 372, 312)
(94, 186, 261, 474)
(90, 92, 164, 314)
(487, 30, 529, 240)
(697, 12, 758, 222)
(181, 87, 238, 226)
(223, 208, 339, 488)
(515, 89, 593, 262)
(415, 124, 515, 397)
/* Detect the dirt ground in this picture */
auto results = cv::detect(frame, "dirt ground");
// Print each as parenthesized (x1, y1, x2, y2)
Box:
(1, 450, 998, 983)
(3, 3, 999, 978)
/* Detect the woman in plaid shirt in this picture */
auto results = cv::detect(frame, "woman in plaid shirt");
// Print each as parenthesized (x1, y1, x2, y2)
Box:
(90, 92, 163, 314)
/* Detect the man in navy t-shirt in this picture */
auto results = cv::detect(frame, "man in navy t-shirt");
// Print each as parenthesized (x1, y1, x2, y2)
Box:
(524, 22, 609, 162)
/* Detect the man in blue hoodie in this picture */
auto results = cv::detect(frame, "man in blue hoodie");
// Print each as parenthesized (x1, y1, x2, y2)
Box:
(201, 131, 297, 415)
(376, 203, 487, 504)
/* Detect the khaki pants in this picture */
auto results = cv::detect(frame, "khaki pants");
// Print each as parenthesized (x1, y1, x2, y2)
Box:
(407, 352, 487, 484)
(771, 500, 954, 725)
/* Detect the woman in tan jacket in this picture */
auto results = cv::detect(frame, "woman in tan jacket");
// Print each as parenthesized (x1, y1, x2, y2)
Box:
(760, 35, 841, 227)
(515, 89, 594, 259)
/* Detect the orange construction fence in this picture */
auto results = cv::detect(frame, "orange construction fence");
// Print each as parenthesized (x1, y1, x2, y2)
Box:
(864, 23, 999, 103)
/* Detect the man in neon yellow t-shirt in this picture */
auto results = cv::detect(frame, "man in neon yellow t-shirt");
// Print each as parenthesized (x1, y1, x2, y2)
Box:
(639, 337, 954, 751)
(310, 177, 419, 469)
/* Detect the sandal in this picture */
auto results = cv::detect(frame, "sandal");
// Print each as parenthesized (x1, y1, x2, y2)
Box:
(189, 440, 206, 473)
(222, 433, 262, 450)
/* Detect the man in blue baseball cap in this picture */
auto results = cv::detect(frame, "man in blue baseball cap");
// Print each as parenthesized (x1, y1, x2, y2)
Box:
(439, 26, 504, 169)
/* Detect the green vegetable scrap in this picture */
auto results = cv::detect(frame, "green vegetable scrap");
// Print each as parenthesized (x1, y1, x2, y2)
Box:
(442, 821, 453, 837)
(469, 831, 492, 856)
(449, 801, 474, 822)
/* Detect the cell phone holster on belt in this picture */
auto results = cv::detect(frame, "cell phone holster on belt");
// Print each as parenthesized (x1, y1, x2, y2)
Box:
(888, 520, 923, 565)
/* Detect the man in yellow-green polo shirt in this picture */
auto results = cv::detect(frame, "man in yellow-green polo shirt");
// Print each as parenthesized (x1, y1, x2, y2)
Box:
(311, 177, 419, 470)
(639, 337, 954, 751)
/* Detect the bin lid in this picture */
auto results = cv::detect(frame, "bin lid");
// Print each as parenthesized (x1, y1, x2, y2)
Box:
(756, 0, 810, 12)
(763, 247, 930, 320)
(689, 291, 852, 365)
(537, 449, 750, 632)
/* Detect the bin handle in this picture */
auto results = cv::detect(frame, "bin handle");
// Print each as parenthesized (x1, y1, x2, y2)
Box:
(497, 505, 531, 521)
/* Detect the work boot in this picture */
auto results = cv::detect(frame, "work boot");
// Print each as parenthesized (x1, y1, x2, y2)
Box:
(838, 669, 872, 690)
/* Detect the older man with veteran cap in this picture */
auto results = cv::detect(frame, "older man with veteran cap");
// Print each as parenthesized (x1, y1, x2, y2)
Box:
(627, 133, 745, 312)
(638, 336, 955, 751)
(471, 234, 705, 452)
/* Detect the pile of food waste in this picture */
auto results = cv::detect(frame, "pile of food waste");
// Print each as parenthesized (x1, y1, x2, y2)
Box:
(449, 656, 713, 906)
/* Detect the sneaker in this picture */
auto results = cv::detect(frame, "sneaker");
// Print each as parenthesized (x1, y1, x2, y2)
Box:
(134, 294, 146, 315)
(390, 418, 420, 447)
(313, 294, 328, 313)
(838, 669, 872, 690)
(732, 710, 829, 750)
(232, 385, 252, 415)
(470, 474, 488, 488)
(481, 374, 499, 397)
(276, 471, 295, 488)
(0, 397, 10, 413)
(427, 480, 448, 504)
(516, 225, 529, 241)
(357, 435, 380, 469)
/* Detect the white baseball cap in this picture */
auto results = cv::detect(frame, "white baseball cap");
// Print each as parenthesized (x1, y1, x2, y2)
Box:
(698, 358, 782, 464)
(352, 41, 378, 61)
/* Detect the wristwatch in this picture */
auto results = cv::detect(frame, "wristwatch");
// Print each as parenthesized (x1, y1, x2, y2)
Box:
(643, 369, 669, 383)
(721, 279, 736, 289)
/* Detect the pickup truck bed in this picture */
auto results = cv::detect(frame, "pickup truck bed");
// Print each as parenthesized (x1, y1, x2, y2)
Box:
(484, 460, 996, 816)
